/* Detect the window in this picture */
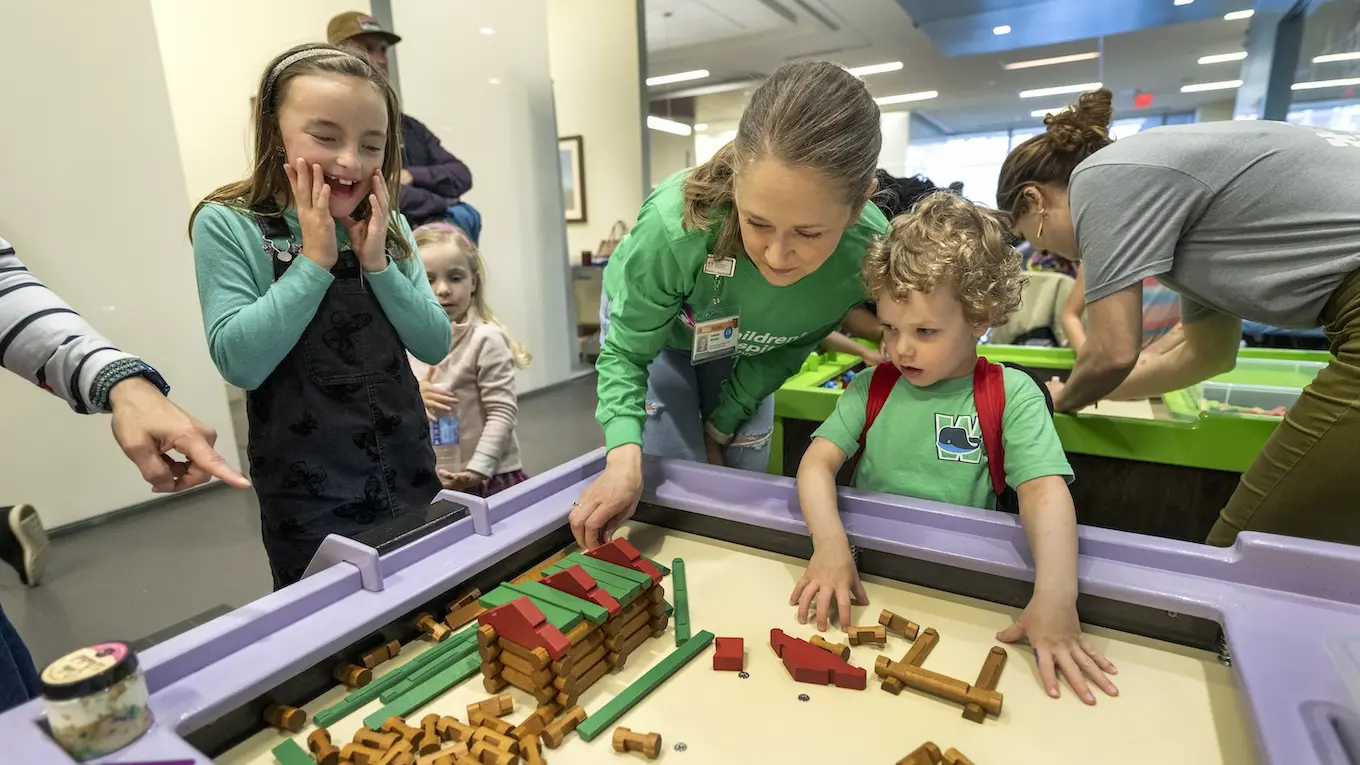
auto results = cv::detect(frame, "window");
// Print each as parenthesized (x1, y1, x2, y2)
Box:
(903, 113, 1195, 207)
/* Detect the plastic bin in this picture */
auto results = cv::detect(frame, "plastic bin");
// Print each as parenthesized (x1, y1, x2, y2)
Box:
(1211, 357, 1324, 389)
(1199, 381, 1299, 417)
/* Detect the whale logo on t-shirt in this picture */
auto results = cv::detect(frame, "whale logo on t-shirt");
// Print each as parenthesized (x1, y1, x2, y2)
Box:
(935, 413, 982, 464)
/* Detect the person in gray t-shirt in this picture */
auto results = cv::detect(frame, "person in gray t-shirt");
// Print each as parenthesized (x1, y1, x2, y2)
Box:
(996, 88, 1360, 548)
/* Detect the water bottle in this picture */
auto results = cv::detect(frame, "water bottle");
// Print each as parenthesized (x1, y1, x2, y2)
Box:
(429, 415, 461, 474)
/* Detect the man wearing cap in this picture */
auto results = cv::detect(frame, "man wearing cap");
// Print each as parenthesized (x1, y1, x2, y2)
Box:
(327, 11, 481, 238)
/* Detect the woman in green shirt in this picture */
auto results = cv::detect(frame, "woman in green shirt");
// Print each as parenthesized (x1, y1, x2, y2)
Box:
(569, 61, 889, 549)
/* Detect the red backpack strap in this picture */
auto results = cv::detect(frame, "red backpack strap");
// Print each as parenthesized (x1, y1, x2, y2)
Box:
(972, 357, 1007, 496)
(854, 362, 901, 466)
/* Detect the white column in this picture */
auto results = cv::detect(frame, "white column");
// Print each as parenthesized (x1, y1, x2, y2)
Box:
(545, 0, 646, 260)
(393, 0, 577, 393)
(878, 111, 912, 177)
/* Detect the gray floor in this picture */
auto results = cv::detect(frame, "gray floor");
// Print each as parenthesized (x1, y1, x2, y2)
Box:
(1, 373, 602, 668)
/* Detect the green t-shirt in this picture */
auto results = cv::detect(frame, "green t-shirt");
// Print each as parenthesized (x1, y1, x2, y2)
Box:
(596, 170, 888, 449)
(813, 365, 1073, 510)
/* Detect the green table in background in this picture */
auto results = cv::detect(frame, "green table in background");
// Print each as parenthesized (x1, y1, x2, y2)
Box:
(771, 344, 1330, 542)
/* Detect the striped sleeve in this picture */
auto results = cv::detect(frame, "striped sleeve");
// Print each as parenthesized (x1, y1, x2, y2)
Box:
(0, 237, 144, 413)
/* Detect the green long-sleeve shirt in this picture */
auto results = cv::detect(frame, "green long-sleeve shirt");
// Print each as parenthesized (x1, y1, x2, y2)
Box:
(596, 171, 888, 449)
(192, 203, 451, 390)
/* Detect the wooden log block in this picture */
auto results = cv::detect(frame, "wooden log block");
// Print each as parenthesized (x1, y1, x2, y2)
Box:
(612, 726, 662, 759)
(896, 742, 943, 765)
(875, 656, 1003, 717)
(847, 625, 887, 647)
(495, 640, 551, 671)
(963, 646, 1008, 723)
(883, 627, 939, 695)
(539, 705, 587, 749)
(809, 634, 850, 660)
(879, 609, 920, 640)
(263, 704, 307, 733)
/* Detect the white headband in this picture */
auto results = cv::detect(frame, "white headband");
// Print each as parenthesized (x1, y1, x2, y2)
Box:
(263, 48, 349, 108)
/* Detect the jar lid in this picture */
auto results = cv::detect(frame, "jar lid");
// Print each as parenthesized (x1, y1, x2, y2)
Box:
(41, 642, 141, 702)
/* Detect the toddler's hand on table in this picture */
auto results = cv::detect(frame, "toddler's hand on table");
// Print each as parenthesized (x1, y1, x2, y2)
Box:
(284, 158, 338, 270)
(790, 542, 868, 632)
(998, 594, 1118, 705)
(438, 469, 487, 491)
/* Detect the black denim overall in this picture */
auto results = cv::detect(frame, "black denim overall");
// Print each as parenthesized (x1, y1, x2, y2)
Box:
(246, 211, 439, 589)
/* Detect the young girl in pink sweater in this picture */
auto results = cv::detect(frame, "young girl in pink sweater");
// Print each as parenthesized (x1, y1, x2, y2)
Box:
(409, 224, 532, 496)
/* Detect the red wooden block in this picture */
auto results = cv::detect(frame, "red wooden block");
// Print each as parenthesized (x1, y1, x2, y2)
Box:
(769, 629, 866, 690)
(542, 566, 622, 616)
(478, 598, 571, 660)
(713, 636, 744, 672)
(586, 539, 663, 585)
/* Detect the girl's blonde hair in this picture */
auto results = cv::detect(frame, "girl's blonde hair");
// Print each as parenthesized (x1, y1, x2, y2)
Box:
(682, 61, 882, 258)
(414, 224, 532, 368)
(862, 191, 1026, 328)
(189, 43, 411, 260)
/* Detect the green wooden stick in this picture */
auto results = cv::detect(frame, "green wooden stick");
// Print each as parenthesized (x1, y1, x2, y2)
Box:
(362, 651, 483, 729)
(312, 624, 476, 727)
(576, 631, 715, 741)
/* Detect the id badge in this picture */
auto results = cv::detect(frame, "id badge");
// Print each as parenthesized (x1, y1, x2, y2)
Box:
(691, 311, 740, 365)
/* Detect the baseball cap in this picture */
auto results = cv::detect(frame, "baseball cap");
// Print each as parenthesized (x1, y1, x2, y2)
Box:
(326, 11, 401, 47)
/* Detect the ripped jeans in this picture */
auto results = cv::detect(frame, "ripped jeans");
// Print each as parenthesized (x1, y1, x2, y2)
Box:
(601, 298, 774, 471)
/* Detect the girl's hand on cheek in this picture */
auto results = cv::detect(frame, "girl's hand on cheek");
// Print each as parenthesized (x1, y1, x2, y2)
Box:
(284, 158, 338, 270)
(348, 171, 391, 273)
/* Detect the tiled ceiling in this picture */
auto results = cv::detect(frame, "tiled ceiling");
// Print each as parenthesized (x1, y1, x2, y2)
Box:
(645, 0, 1360, 136)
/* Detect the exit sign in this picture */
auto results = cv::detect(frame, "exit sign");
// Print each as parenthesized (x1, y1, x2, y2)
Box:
(1134, 92, 1155, 109)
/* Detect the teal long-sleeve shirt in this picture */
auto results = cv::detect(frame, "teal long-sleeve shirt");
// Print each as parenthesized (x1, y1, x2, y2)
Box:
(192, 203, 451, 390)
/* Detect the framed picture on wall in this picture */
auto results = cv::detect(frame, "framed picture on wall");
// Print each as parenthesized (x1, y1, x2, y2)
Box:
(559, 135, 587, 223)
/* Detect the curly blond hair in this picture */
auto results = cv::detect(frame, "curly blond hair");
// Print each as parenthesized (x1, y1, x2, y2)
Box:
(862, 191, 1026, 328)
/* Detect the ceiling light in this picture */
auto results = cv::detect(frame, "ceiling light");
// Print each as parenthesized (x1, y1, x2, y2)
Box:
(993, 25, 1012, 35)
(694, 123, 709, 131)
(1029, 107, 1069, 118)
(1018, 81, 1102, 99)
(1174, 0, 1194, 5)
(647, 116, 693, 136)
(1004, 52, 1100, 70)
(1180, 79, 1243, 92)
(846, 61, 904, 77)
(1198, 51, 1247, 64)
(1292, 77, 1360, 90)
(1224, 10, 1254, 20)
(479, 27, 495, 35)
(646, 69, 710, 87)
(1314, 51, 1360, 63)
(488, 77, 501, 85)
(874, 90, 939, 105)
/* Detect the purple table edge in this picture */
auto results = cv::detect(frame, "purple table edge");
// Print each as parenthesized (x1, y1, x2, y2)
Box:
(1, 448, 1356, 765)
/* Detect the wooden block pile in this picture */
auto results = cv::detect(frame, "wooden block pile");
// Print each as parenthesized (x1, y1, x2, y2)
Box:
(298, 693, 589, 765)
(475, 540, 668, 712)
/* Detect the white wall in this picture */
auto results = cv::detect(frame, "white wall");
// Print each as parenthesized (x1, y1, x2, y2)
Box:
(392, 0, 576, 393)
(878, 111, 912, 177)
(1195, 99, 1236, 123)
(695, 126, 738, 165)
(150, 0, 368, 209)
(649, 130, 695, 190)
(0, 1, 240, 527)
(546, 0, 645, 260)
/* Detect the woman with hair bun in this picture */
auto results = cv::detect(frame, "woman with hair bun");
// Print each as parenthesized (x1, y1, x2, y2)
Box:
(997, 88, 1360, 548)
